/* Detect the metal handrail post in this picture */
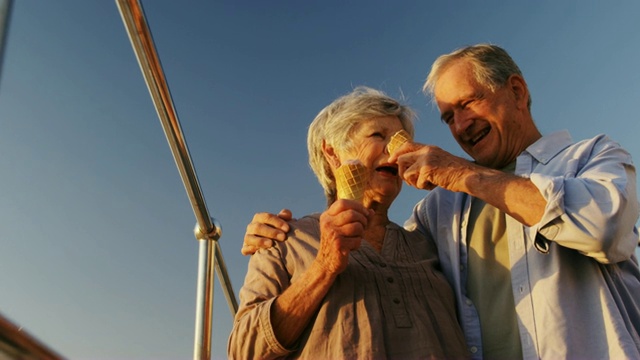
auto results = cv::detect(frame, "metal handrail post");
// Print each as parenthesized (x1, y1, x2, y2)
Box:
(0, 0, 13, 85)
(115, 1, 238, 359)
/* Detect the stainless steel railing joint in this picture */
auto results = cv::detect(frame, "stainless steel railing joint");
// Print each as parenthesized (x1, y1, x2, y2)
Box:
(194, 219, 223, 242)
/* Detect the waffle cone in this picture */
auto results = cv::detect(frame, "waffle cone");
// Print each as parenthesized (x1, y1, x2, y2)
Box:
(335, 160, 368, 202)
(387, 129, 412, 154)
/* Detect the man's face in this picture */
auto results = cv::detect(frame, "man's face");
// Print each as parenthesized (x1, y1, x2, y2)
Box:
(434, 59, 527, 169)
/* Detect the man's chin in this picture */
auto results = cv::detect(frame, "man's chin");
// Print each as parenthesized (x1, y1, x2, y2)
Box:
(469, 152, 494, 168)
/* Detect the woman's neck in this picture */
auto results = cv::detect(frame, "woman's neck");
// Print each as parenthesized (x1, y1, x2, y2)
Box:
(364, 202, 390, 252)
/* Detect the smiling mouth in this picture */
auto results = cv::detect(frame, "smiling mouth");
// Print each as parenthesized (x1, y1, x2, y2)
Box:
(470, 128, 490, 146)
(376, 166, 398, 176)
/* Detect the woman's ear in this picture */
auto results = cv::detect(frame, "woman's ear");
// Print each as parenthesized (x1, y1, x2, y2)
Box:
(322, 140, 341, 169)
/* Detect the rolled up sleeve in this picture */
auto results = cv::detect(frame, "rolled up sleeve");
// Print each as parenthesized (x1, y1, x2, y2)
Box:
(527, 135, 639, 263)
(227, 247, 296, 359)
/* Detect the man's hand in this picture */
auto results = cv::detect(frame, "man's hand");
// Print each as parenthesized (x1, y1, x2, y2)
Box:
(390, 142, 472, 192)
(242, 209, 293, 255)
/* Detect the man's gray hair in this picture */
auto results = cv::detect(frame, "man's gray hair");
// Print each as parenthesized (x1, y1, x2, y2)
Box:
(423, 43, 532, 110)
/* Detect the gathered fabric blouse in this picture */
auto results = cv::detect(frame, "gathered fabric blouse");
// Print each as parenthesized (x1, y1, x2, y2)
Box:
(228, 214, 469, 359)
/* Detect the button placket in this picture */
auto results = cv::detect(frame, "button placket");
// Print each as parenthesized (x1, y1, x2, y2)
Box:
(378, 261, 411, 326)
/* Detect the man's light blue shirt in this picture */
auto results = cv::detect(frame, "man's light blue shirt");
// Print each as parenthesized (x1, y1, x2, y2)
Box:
(406, 130, 640, 359)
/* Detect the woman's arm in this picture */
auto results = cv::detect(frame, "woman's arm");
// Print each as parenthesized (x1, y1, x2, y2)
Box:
(229, 200, 369, 358)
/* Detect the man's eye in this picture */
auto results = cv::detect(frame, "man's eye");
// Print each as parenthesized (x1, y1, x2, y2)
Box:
(441, 116, 453, 126)
(370, 132, 384, 138)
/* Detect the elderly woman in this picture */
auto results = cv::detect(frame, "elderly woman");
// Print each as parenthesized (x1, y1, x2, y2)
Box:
(227, 87, 468, 359)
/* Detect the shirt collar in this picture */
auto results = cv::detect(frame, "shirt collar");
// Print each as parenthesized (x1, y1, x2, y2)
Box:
(524, 130, 573, 165)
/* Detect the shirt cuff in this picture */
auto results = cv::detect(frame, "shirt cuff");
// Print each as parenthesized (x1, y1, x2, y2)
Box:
(528, 172, 565, 238)
(259, 297, 297, 356)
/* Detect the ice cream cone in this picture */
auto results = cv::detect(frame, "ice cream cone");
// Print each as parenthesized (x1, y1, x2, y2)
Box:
(335, 160, 368, 202)
(386, 129, 412, 155)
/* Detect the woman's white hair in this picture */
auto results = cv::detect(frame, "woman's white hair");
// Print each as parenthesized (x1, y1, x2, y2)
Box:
(307, 86, 415, 205)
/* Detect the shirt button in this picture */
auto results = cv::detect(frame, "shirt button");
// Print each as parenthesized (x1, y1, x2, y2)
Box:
(469, 346, 478, 353)
(460, 264, 465, 271)
(393, 298, 401, 304)
(387, 277, 394, 283)
(519, 285, 524, 293)
(379, 263, 387, 268)
(465, 299, 473, 306)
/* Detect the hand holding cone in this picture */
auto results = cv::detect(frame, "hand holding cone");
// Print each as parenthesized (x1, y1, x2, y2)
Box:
(386, 129, 412, 155)
(335, 160, 368, 202)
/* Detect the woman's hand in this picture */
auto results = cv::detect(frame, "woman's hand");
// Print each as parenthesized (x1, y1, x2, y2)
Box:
(315, 199, 369, 274)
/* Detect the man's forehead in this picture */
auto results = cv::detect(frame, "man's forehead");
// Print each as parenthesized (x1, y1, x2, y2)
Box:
(435, 60, 472, 88)
(434, 62, 484, 101)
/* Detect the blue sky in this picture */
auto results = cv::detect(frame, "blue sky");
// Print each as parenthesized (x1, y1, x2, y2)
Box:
(1, 1, 639, 359)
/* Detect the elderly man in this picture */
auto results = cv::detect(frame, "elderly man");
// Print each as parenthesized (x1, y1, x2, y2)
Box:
(242, 44, 640, 359)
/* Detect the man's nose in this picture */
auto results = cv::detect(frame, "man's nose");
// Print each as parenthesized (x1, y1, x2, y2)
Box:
(453, 112, 472, 133)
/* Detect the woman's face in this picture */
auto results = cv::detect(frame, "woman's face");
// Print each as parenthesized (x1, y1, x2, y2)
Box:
(334, 116, 405, 206)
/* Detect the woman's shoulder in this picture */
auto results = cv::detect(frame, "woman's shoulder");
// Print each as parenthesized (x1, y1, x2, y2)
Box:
(275, 213, 322, 248)
(290, 213, 321, 231)
(269, 213, 322, 263)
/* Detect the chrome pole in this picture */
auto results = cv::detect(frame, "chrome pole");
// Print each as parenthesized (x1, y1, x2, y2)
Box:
(115, 1, 238, 359)
(0, 0, 13, 85)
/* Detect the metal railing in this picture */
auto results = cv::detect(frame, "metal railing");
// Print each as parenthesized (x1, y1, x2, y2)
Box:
(0, 313, 63, 360)
(115, 1, 238, 359)
(0, 0, 12, 85)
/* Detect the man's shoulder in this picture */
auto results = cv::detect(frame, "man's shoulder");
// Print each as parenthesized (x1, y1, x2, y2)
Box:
(406, 188, 466, 228)
(555, 132, 630, 161)
(421, 187, 466, 207)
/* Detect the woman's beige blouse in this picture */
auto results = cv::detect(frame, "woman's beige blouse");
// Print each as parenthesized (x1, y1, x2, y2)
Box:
(228, 214, 469, 359)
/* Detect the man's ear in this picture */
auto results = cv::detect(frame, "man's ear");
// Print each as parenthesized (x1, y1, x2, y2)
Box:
(322, 140, 341, 169)
(508, 74, 529, 110)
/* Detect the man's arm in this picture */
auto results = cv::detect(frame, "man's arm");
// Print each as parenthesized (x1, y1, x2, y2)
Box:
(393, 143, 546, 226)
(529, 138, 639, 262)
(393, 137, 639, 262)
(461, 164, 546, 226)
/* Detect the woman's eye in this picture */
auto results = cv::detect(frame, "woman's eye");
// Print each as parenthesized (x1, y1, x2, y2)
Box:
(370, 132, 384, 138)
